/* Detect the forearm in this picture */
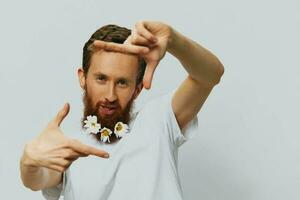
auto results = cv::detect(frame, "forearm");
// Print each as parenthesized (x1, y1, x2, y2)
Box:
(168, 28, 224, 86)
(19, 146, 62, 191)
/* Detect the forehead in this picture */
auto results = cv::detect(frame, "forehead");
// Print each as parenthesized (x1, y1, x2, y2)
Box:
(88, 50, 140, 80)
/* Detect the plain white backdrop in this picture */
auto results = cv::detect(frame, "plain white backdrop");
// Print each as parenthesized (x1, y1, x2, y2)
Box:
(0, 0, 299, 199)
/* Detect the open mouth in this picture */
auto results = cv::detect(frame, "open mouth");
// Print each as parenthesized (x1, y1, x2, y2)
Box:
(99, 105, 117, 115)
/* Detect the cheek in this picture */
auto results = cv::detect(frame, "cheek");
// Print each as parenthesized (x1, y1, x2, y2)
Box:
(118, 90, 135, 108)
(87, 77, 103, 93)
(86, 82, 102, 105)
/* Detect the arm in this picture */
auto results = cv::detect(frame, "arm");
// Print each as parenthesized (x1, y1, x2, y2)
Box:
(168, 28, 224, 130)
(92, 21, 224, 131)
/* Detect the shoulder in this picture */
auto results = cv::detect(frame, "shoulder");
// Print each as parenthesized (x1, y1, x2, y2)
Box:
(132, 90, 175, 127)
(140, 90, 175, 113)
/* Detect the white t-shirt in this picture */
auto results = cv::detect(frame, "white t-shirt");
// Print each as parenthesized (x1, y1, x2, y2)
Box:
(42, 89, 199, 200)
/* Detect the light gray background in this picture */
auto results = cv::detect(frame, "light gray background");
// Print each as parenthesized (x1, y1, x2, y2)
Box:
(0, 0, 299, 199)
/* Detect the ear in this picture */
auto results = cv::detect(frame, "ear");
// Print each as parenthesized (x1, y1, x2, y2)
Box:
(133, 82, 143, 100)
(77, 67, 86, 90)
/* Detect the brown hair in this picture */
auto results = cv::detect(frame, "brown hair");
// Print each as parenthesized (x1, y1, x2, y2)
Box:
(82, 24, 146, 85)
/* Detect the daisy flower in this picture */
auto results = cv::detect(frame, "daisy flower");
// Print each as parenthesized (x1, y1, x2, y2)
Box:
(83, 115, 101, 134)
(114, 122, 129, 138)
(100, 127, 113, 143)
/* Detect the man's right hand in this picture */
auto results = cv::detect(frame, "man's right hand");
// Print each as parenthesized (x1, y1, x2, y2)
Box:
(22, 103, 109, 172)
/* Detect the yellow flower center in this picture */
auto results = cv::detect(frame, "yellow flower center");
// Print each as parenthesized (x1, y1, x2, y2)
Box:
(91, 122, 96, 127)
(116, 123, 123, 131)
(101, 129, 110, 136)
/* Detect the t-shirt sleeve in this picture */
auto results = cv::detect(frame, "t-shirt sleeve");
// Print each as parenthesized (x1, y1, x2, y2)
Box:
(160, 89, 199, 148)
(41, 170, 67, 200)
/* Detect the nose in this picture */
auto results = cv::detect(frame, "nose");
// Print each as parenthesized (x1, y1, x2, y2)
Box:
(105, 83, 117, 103)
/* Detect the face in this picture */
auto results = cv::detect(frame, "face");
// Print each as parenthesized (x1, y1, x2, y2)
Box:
(78, 50, 143, 141)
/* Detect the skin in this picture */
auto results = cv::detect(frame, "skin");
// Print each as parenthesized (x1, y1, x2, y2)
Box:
(19, 47, 144, 192)
(79, 50, 144, 143)
(78, 50, 143, 117)
(19, 103, 110, 191)
(19, 20, 224, 191)
(94, 21, 225, 129)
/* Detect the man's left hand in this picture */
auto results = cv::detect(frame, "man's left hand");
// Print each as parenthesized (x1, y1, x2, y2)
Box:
(93, 21, 173, 89)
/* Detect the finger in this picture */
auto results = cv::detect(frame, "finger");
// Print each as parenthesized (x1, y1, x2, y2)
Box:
(124, 34, 156, 48)
(66, 157, 80, 162)
(51, 103, 70, 127)
(131, 33, 149, 45)
(51, 158, 71, 168)
(143, 61, 159, 89)
(48, 164, 65, 173)
(135, 22, 157, 43)
(60, 149, 88, 159)
(131, 31, 157, 48)
(93, 40, 149, 55)
(67, 139, 110, 158)
(49, 158, 74, 172)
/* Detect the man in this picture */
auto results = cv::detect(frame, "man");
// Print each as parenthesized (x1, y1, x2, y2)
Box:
(20, 21, 224, 199)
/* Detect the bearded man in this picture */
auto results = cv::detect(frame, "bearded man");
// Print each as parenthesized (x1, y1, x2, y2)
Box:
(20, 20, 224, 200)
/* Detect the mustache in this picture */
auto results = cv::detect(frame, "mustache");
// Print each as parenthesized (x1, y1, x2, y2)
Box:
(81, 87, 134, 136)
(96, 101, 119, 109)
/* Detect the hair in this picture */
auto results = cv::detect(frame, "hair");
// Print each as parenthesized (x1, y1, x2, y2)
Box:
(82, 24, 146, 85)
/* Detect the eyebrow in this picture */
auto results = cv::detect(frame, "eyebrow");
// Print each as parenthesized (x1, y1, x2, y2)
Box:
(93, 72, 132, 83)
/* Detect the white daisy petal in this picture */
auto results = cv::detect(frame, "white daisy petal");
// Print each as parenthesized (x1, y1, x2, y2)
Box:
(100, 127, 112, 143)
(84, 117, 130, 142)
(91, 116, 97, 122)
(114, 122, 130, 138)
(83, 115, 101, 134)
(102, 136, 108, 143)
(87, 115, 92, 121)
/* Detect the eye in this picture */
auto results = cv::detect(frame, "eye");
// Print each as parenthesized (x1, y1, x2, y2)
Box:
(97, 76, 106, 82)
(118, 79, 128, 86)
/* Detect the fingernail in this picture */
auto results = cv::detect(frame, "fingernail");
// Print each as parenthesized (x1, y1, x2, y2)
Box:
(104, 154, 110, 158)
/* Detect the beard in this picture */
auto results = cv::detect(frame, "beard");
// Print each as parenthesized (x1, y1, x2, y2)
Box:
(81, 87, 135, 143)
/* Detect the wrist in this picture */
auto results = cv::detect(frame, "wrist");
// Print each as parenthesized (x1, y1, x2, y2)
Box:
(167, 28, 187, 59)
(166, 26, 177, 53)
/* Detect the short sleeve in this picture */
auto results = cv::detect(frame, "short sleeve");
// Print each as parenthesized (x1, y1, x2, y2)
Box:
(41, 170, 67, 200)
(161, 89, 199, 148)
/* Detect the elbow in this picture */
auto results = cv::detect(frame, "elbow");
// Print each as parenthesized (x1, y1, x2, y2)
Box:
(190, 59, 225, 87)
(218, 60, 225, 77)
(213, 59, 225, 85)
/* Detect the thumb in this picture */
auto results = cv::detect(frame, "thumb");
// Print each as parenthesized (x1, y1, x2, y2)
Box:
(53, 103, 70, 127)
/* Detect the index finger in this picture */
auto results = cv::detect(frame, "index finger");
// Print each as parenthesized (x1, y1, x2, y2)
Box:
(67, 139, 110, 158)
(93, 40, 149, 55)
